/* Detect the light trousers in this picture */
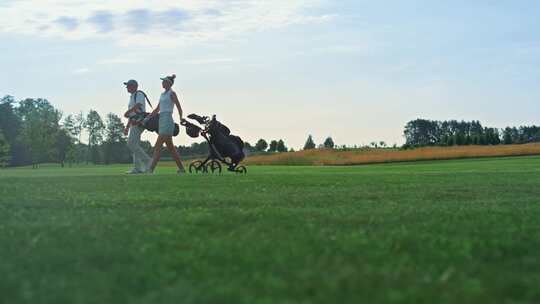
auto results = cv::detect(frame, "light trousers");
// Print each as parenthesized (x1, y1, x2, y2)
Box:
(127, 126, 151, 171)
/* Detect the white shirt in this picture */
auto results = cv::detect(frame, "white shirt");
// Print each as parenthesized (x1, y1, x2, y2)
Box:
(129, 91, 146, 112)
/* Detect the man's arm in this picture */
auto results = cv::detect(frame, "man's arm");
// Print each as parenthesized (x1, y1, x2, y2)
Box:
(124, 103, 142, 118)
(124, 120, 132, 135)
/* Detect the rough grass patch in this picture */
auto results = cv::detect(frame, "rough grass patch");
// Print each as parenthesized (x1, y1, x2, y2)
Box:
(245, 144, 540, 166)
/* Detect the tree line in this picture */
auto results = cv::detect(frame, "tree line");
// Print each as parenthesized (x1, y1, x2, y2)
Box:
(404, 119, 540, 148)
(0, 96, 224, 168)
(248, 136, 337, 152)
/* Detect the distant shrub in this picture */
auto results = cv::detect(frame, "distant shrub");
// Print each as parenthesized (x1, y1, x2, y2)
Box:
(303, 135, 316, 150)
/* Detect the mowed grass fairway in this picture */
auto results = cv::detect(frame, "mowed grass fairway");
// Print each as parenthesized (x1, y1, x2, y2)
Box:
(1, 157, 540, 304)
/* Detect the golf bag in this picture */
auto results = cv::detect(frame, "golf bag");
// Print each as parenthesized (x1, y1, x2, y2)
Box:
(183, 114, 246, 173)
(207, 118, 245, 164)
(127, 112, 180, 136)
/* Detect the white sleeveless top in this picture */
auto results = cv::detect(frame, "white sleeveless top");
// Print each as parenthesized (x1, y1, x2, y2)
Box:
(159, 90, 174, 113)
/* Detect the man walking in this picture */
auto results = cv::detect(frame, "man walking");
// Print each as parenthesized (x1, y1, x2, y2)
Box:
(123, 79, 151, 174)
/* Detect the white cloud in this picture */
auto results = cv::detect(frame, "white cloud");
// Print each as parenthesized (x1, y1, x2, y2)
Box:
(294, 42, 382, 57)
(181, 58, 236, 65)
(73, 67, 90, 74)
(97, 56, 139, 65)
(0, 0, 332, 47)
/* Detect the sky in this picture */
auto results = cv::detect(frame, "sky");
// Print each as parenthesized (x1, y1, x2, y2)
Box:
(1, 0, 539, 148)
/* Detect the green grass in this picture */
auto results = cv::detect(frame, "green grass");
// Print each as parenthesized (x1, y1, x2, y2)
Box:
(1, 157, 540, 304)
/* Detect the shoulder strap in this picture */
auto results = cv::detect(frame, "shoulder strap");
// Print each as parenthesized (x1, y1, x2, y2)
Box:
(137, 90, 153, 109)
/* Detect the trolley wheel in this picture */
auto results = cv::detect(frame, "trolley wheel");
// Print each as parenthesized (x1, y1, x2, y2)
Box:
(206, 160, 222, 174)
(235, 166, 247, 174)
(189, 161, 206, 174)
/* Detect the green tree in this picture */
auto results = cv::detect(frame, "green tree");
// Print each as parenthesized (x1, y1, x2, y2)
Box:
(244, 142, 252, 152)
(479, 134, 487, 145)
(502, 127, 513, 144)
(103, 113, 129, 164)
(105, 113, 126, 144)
(510, 127, 520, 144)
(1, 95, 24, 165)
(455, 133, 465, 145)
(277, 139, 287, 152)
(85, 110, 105, 164)
(73, 144, 88, 164)
(73, 112, 86, 144)
(484, 128, 501, 145)
(0, 130, 11, 167)
(303, 135, 316, 150)
(255, 139, 268, 152)
(323, 137, 335, 149)
(0, 96, 21, 144)
(55, 128, 74, 167)
(17, 98, 62, 168)
(268, 140, 278, 152)
(65, 145, 77, 167)
(403, 119, 440, 147)
(63, 115, 76, 136)
(62, 114, 85, 144)
(59, 114, 81, 166)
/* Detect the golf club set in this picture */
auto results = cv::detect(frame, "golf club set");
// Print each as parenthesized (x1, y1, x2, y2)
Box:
(182, 114, 247, 174)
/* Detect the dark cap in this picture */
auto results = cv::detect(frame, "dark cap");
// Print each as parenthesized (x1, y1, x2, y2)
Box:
(123, 79, 138, 86)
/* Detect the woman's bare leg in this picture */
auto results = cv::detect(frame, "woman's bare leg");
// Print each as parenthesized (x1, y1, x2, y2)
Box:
(165, 137, 184, 170)
(149, 136, 165, 172)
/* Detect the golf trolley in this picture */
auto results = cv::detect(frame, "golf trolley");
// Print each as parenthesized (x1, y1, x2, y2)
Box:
(181, 114, 247, 175)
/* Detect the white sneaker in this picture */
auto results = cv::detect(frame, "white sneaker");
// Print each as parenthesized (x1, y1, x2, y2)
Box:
(177, 166, 186, 174)
(136, 163, 146, 173)
(126, 168, 142, 174)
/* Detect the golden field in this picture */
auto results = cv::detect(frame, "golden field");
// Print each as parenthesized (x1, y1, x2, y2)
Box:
(244, 143, 540, 166)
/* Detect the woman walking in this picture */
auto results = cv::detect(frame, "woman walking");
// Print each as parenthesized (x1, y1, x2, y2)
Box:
(146, 74, 186, 174)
